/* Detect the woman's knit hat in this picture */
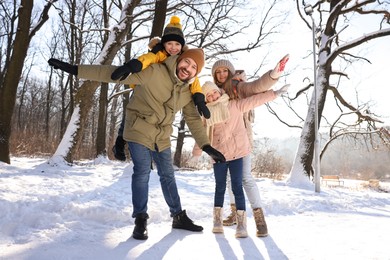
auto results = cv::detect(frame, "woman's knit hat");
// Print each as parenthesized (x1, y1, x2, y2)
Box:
(161, 16, 185, 47)
(211, 59, 236, 77)
(178, 48, 205, 75)
(202, 81, 220, 96)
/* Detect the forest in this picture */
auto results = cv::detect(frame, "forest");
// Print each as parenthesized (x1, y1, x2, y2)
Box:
(1, 0, 389, 183)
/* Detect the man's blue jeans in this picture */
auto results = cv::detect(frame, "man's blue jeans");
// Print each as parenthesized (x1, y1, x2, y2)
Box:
(128, 142, 182, 218)
(213, 158, 246, 211)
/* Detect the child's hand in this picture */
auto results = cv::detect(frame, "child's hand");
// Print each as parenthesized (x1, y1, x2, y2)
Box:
(111, 59, 142, 80)
(275, 84, 290, 97)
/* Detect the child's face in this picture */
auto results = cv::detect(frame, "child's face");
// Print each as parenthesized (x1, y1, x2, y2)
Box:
(164, 41, 182, 56)
(206, 89, 221, 103)
(214, 67, 229, 84)
(176, 58, 197, 81)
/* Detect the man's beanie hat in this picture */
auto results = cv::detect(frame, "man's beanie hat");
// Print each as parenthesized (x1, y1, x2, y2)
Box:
(202, 81, 221, 96)
(161, 16, 185, 47)
(178, 48, 205, 75)
(211, 59, 236, 77)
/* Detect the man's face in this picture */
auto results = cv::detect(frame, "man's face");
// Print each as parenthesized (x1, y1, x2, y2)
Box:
(176, 58, 197, 81)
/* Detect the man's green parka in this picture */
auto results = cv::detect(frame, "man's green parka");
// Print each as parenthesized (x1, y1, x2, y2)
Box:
(78, 55, 210, 151)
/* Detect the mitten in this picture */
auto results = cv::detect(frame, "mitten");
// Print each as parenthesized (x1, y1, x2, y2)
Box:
(48, 58, 78, 75)
(270, 54, 290, 80)
(150, 42, 164, 54)
(148, 37, 161, 51)
(233, 70, 247, 82)
(202, 145, 226, 163)
(275, 84, 290, 97)
(192, 93, 211, 119)
(111, 59, 143, 80)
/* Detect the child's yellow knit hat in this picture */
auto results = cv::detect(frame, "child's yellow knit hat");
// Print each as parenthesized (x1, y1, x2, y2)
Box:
(161, 16, 185, 47)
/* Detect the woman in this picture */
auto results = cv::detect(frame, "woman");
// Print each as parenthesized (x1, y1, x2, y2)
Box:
(193, 80, 289, 238)
(211, 55, 289, 237)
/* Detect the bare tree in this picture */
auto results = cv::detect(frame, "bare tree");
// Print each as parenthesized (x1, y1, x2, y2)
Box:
(285, 0, 390, 186)
(95, 0, 110, 157)
(0, 0, 57, 164)
(170, 0, 287, 167)
(50, 0, 143, 164)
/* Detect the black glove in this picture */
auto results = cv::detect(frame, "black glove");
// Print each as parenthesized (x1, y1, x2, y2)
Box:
(202, 145, 226, 163)
(192, 93, 211, 119)
(151, 43, 164, 54)
(111, 59, 143, 80)
(48, 58, 78, 75)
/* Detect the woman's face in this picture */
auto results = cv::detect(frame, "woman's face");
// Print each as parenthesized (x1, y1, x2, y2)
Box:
(164, 41, 182, 56)
(206, 89, 221, 103)
(214, 67, 229, 84)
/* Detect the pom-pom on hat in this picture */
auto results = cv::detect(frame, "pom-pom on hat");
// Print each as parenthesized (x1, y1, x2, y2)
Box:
(178, 48, 205, 76)
(202, 81, 221, 96)
(161, 16, 185, 47)
(211, 59, 236, 77)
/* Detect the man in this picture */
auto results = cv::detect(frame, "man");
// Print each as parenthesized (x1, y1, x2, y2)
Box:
(48, 48, 225, 240)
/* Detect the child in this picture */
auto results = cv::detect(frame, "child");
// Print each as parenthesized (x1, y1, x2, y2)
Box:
(111, 16, 209, 161)
(111, 16, 207, 117)
(193, 81, 289, 238)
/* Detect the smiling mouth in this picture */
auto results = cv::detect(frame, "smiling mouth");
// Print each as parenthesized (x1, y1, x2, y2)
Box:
(181, 69, 189, 76)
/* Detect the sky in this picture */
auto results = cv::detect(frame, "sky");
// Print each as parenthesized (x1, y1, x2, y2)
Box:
(207, 2, 390, 139)
(1, 156, 390, 260)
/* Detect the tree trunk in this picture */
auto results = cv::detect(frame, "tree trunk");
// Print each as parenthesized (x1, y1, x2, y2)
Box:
(0, 0, 33, 164)
(287, 65, 328, 187)
(150, 0, 168, 38)
(96, 0, 109, 157)
(173, 116, 186, 167)
(96, 82, 108, 157)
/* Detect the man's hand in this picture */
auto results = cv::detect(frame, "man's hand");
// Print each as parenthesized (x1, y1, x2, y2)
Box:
(270, 54, 289, 80)
(192, 93, 211, 119)
(111, 59, 143, 81)
(202, 145, 226, 163)
(48, 58, 78, 75)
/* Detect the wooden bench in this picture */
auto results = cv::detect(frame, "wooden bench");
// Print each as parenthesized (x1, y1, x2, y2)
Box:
(321, 175, 344, 186)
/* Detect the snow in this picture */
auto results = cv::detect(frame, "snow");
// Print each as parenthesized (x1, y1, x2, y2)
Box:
(1, 156, 390, 260)
(51, 105, 80, 161)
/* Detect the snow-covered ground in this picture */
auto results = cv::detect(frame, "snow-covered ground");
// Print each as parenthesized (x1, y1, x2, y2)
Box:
(1, 157, 389, 260)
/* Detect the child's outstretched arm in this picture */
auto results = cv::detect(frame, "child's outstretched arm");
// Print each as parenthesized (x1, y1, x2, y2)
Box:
(110, 59, 143, 81)
(111, 42, 167, 81)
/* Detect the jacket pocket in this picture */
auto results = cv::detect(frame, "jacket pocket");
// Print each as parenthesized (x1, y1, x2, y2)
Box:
(132, 115, 159, 140)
